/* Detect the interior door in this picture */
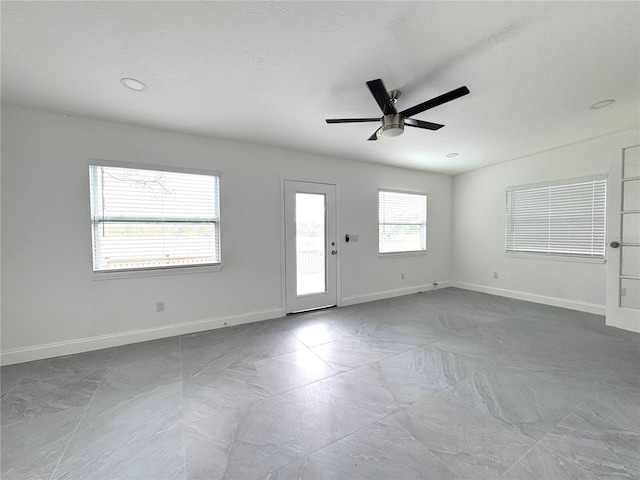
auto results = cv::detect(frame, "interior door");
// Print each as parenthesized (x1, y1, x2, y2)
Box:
(606, 144, 640, 332)
(284, 180, 337, 313)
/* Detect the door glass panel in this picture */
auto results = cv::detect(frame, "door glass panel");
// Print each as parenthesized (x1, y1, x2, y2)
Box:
(622, 213, 640, 244)
(620, 278, 640, 310)
(618, 147, 640, 314)
(621, 246, 640, 278)
(296, 193, 326, 296)
(623, 179, 640, 212)
(623, 145, 639, 179)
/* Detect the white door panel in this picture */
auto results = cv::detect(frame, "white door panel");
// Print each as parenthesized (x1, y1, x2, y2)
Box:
(284, 181, 337, 313)
(606, 144, 640, 332)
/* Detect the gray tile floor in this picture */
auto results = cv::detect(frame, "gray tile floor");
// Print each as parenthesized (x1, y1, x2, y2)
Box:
(2, 288, 639, 479)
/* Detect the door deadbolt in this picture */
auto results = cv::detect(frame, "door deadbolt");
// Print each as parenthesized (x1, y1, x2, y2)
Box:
(609, 241, 621, 248)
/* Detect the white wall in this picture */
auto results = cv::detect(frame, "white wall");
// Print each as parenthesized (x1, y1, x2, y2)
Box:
(0, 105, 452, 364)
(451, 128, 638, 313)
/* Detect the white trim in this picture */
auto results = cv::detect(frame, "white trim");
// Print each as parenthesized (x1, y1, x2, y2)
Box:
(378, 188, 428, 255)
(281, 178, 340, 314)
(88, 161, 222, 275)
(451, 281, 605, 315)
(87, 158, 221, 177)
(378, 251, 428, 259)
(0, 308, 284, 366)
(280, 177, 287, 315)
(505, 173, 607, 192)
(341, 281, 452, 306)
(335, 185, 342, 307)
(605, 144, 640, 334)
(378, 187, 429, 196)
(504, 252, 605, 264)
(92, 264, 222, 280)
(605, 314, 640, 333)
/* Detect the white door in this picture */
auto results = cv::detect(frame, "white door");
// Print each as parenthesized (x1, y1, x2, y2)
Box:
(284, 180, 338, 313)
(606, 144, 640, 332)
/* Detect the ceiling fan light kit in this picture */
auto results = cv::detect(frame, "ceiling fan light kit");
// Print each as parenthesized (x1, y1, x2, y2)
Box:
(326, 78, 469, 141)
(380, 114, 404, 137)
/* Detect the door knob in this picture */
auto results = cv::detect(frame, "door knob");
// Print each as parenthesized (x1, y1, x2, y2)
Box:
(331, 250, 337, 255)
(610, 241, 621, 248)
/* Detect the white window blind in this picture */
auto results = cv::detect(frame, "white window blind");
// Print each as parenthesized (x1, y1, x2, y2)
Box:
(505, 176, 606, 259)
(379, 190, 427, 254)
(89, 164, 220, 272)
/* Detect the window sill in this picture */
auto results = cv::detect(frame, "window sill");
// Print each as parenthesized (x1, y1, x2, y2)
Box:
(505, 252, 605, 264)
(378, 251, 427, 259)
(92, 264, 222, 280)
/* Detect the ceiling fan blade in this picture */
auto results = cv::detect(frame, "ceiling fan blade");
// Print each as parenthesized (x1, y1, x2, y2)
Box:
(367, 128, 381, 141)
(404, 118, 445, 130)
(367, 79, 397, 115)
(400, 86, 470, 118)
(326, 118, 380, 123)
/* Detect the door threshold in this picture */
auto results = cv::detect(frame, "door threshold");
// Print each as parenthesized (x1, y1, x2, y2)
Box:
(288, 304, 337, 315)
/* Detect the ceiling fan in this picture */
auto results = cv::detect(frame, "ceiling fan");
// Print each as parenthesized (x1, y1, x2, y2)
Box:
(326, 79, 470, 140)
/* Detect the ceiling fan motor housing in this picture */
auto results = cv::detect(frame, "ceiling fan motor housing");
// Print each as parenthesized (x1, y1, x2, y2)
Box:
(380, 114, 404, 137)
(325, 79, 469, 140)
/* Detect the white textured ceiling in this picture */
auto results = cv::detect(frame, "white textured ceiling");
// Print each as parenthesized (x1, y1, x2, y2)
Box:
(2, 1, 638, 175)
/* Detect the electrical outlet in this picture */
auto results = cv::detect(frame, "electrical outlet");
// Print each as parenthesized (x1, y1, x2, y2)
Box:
(156, 301, 164, 312)
(493, 272, 499, 279)
(401, 273, 405, 280)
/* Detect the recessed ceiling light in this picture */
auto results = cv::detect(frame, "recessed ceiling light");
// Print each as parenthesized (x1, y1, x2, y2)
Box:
(120, 77, 147, 91)
(589, 99, 615, 109)
(446, 153, 459, 158)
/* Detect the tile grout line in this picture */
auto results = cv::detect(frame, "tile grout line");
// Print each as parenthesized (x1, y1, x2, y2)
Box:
(183, 339, 419, 428)
(265, 344, 340, 397)
(1, 359, 45, 399)
(8, 290, 635, 479)
(381, 392, 466, 480)
(48, 348, 118, 480)
(256, 328, 454, 400)
(305, 344, 340, 376)
(262, 386, 459, 479)
(181, 343, 331, 426)
(288, 329, 359, 350)
(293, 322, 436, 372)
(495, 401, 585, 480)
(264, 305, 456, 460)
(183, 350, 389, 427)
(381, 387, 504, 479)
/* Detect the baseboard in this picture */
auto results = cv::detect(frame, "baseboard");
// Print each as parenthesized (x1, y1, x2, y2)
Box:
(605, 315, 640, 333)
(451, 281, 605, 315)
(340, 281, 452, 307)
(1, 308, 285, 366)
(5, 280, 606, 365)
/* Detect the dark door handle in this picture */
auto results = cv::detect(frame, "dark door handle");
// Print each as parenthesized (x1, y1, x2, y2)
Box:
(610, 241, 621, 248)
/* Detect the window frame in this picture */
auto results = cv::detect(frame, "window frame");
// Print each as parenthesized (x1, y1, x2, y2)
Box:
(378, 188, 428, 257)
(504, 174, 607, 263)
(88, 159, 222, 279)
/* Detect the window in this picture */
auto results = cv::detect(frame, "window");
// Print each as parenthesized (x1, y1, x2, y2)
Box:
(505, 175, 606, 259)
(89, 162, 220, 273)
(379, 189, 427, 254)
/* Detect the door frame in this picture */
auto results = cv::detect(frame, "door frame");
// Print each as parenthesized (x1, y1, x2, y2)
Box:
(606, 144, 640, 332)
(280, 177, 341, 314)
